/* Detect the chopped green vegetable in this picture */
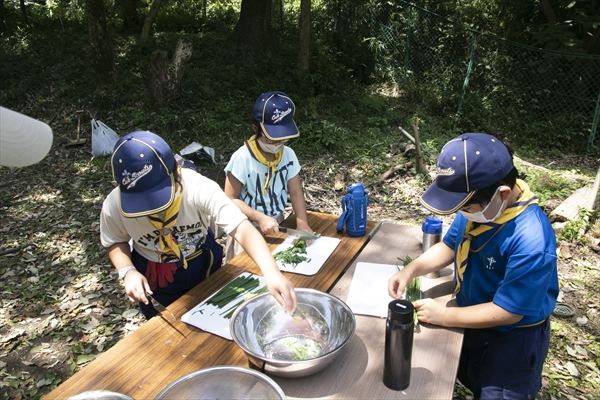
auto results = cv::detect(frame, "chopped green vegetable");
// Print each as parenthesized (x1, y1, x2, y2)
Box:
(406, 276, 421, 303)
(274, 239, 311, 268)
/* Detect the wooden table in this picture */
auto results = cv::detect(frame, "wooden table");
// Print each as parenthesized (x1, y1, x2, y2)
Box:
(273, 222, 464, 399)
(46, 211, 373, 399)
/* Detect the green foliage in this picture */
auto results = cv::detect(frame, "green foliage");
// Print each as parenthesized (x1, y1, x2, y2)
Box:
(520, 169, 579, 205)
(559, 209, 594, 242)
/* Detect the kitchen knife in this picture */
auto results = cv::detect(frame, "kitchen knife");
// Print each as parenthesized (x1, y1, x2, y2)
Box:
(147, 293, 187, 337)
(278, 226, 321, 240)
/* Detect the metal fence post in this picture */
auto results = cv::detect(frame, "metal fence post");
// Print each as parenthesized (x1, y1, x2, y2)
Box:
(588, 92, 600, 152)
(404, 7, 412, 74)
(457, 34, 478, 116)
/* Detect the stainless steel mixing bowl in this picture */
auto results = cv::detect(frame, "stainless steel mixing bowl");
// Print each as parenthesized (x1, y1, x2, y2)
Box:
(68, 391, 132, 400)
(154, 366, 285, 400)
(230, 288, 356, 378)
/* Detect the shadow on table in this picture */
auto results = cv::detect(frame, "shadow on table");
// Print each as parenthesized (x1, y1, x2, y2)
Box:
(273, 334, 369, 398)
(422, 280, 455, 300)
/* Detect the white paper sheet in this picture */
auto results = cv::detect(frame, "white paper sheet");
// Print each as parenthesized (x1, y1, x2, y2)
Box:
(345, 262, 400, 318)
(181, 272, 267, 340)
(273, 236, 341, 275)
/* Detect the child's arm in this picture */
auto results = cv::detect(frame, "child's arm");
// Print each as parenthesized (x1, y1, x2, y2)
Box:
(413, 300, 523, 329)
(107, 242, 151, 305)
(231, 220, 297, 313)
(288, 175, 311, 232)
(388, 242, 454, 298)
(224, 173, 279, 235)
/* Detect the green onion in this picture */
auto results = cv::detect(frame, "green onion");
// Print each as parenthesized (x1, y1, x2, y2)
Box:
(406, 277, 421, 303)
(207, 275, 260, 309)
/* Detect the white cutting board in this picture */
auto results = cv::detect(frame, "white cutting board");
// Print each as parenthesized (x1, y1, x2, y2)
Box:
(181, 272, 267, 340)
(345, 262, 400, 318)
(273, 236, 341, 275)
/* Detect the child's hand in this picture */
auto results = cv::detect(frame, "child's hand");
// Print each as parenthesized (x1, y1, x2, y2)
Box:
(258, 215, 279, 235)
(123, 270, 152, 305)
(413, 299, 446, 326)
(263, 271, 297, 313)
(388, 269, 412, 299)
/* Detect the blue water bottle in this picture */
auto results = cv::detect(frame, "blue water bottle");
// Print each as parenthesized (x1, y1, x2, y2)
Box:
(336, 183, 368, 237)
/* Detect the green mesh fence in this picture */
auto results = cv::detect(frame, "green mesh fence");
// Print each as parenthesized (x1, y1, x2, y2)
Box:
(366, 2, 600, 152)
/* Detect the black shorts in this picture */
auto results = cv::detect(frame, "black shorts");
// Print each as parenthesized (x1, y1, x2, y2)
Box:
(131, 230, 224, 319)
(457, 319, 550, 400)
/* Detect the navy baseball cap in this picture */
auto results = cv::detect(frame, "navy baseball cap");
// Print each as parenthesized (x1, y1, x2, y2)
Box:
(420, 133, 514, 215)
(251, 91, 299, 141)
(111, 131, 176, 217)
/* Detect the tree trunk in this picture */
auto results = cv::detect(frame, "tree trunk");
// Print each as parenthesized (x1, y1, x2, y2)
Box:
(140, 0, 163, 46)
(298, 0, 310, 70)
(119, 0, 141, 33)
(0, 0, 6, 30)
(19, 0, 28, 24)
(233, 0, 272, 57)
(150, 49, 169, 107)
(540, 0, 557, 24)
(149, 38, 193, 107)
(85, 0, 114, 82)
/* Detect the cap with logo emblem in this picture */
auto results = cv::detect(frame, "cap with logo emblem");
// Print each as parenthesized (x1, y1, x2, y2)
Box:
(251, 91, 299, 141)
(111, 131, 176, 217)
(420, 133, 514, 215)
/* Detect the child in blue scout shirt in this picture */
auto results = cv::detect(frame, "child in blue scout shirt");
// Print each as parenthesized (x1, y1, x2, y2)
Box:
(224, 91, 312, 255)
(388, 133, 558, 400)
(100, 131, 297, 319)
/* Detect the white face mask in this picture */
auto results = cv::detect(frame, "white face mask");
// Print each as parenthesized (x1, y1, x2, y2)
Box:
(460, 187, 508, 223)
(258, 139, 284, 154)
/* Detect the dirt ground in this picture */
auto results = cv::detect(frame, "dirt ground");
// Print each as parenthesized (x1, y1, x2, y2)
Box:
(1, 144, 599, 399)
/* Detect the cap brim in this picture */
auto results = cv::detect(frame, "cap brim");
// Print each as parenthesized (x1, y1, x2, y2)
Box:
(419, 179, 475, 215)
(260, 120, 300, 141)
(119, 174, 175, 217)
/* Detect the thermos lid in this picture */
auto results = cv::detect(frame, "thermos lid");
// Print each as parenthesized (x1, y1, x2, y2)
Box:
(388, 299, 415, 323)
(422, 216, 442, 234)
(348, 182, 366, 193)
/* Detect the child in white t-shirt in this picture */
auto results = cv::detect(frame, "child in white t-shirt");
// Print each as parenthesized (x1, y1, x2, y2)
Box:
(224, 92, 312, 255)
(100, 130, 296, 318)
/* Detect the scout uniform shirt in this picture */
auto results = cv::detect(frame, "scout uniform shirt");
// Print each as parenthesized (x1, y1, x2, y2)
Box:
(224, 144, 301, 218)
(100, 168, 247, 262)
(443, 205, 559, 331)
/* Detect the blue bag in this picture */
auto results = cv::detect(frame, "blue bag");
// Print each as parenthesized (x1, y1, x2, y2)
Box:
(336, 183, 369, 237)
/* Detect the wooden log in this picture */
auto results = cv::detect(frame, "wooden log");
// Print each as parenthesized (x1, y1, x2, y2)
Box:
(550, 167, 600, 221)
(368, 164, 405, 188)
(411, 121, 425, 175)
(149, 38, 193, 106)
(398, 125, 415, 143)
(551, 187, 594, 222)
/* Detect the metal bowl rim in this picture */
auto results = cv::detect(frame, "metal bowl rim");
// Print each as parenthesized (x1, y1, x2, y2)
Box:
(154, 365, 286, 400)
(229, 288, 356, 364)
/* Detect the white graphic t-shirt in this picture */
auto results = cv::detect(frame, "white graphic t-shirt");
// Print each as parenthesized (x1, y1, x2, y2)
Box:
(100, 168, 247, 262)
(224, 145, 301, 218)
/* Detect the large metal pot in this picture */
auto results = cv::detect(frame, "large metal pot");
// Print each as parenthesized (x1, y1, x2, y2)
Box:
(154, 366, 285, 400)
(230, 288, 356, 378)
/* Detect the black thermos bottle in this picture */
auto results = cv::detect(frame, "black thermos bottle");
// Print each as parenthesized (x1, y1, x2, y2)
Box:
(383, 299, 414, 390)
